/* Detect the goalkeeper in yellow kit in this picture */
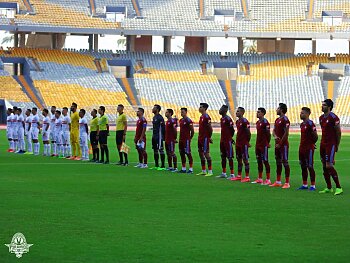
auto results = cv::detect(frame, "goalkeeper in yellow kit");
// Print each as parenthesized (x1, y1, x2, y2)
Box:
(70, 102, 81, 160)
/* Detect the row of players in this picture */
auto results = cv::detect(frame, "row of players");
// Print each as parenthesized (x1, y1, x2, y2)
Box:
(5, 99, 342, 195)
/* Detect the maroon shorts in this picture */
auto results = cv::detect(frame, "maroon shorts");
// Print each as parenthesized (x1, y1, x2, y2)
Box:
(198, 137, 210, 154)
(179, 139, 191, 154)
(275, 144, 289, 161)
(320, 144, 336, 164)
(236, 144, 249, 160)
(256, 146, 269, 162)
(165, 141, 176, 154)
(220, 141, 234, 158)
(299, 148, 314, 168)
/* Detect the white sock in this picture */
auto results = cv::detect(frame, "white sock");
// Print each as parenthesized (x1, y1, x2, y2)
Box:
(84, 145, 89, 159)
(53, 144, 57, 155)
(60, 145, 64, 156)
(47, 144, 51, 155)
(66, 145, 71, 156)
(21, 139, 25, 151)
(34, 142, 39, 154)
(28, 141, 32, 152)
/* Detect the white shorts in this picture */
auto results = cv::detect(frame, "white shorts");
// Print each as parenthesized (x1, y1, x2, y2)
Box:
(79, 134, 88, 147)
(62, 131, 70, 145)
(26, 130, 31, 142)
(30, 128, 39, 140)
(55, 133, 62, 144)
(42, 131, 50, 142)
(50, 131, 55, 142)
(18, 128, 24, 141)
(7, 129, 13, 140)
(12, 129, 18, 140)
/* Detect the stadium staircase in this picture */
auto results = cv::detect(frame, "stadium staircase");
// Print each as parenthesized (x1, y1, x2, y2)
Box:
(240, 0, 249, 18)
(88, 0, 97, 16)
(218, 80, 237, 116)
(199, 0, 204, 18)
(307, 0, 315, 20)
(131, 0, 141, 17)
(13, 75, 45, 109)
(22, 0, 35, 14)
(94, 58, 103, 73)
(117, 78, 140, 107)
(28, 57, 42, 72)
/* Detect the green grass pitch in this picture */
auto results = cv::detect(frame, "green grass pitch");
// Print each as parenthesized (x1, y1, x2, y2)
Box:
(1, 130, 349, 262)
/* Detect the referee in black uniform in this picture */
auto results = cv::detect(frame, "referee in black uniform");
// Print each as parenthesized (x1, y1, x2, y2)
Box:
(151, 104, 166, 170)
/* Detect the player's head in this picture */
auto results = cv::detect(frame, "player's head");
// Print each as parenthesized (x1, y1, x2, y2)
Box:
(199, 103, 209, 114)
(165, 109, 173, 118)
(300, 107, 311, 120)
(6, 108, 12, 115)
(257, 107, 266, 119)
(180, 107, 187, 118)
(50, 106, 56, 114)
(42, 108, 49, 116)
(236, 107, 245, 118)
(32, 107, 37, 114)
(16, 108, 22, 115)
(117, 104, 124, 114)
(98, 106, 105, 115)
(62, 107, 68, 115)
(55, 110, 61, 118)
(13, 106, 18, 112)
(91, 109, 97, 117)
(277, 103, 287, 116)
(137, 107, 144, 117)
(219, 105, 229, 116)
(25, 108, 31, 116)
(322, 99, 333, 113)
(79, 109, 86, 118)
(152, 104, 161, 114)
(71, 102, 77, 112)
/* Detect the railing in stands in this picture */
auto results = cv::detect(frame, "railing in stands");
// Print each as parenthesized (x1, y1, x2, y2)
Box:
(88, 0, 96, 16)
(199, 0, 204, 18)
(307, 0, 315, 20)
(131, 0, 141, 17)
(240, 0, 249, 18)
(22, 0, 34, 13)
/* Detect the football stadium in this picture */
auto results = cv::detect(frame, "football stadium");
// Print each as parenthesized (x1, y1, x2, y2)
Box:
(0, 0, 350, 262)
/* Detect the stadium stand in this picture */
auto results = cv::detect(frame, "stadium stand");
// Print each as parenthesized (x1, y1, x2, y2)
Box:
(335, 76, 350, 124)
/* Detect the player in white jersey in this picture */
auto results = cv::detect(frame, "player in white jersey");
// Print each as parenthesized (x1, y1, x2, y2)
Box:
(16, 108, 26, 154)
(79, 109, 89, 161)
(30, 107, 40, 155)
(50, 106, 57, 155)
(61, 107, 72, 158)
(41, 109, 51, 156)
(11, 107, 19, 152)
(24, 109, 33, 154)
(6, 108, 14, 152)
(54, 110, 63, 157)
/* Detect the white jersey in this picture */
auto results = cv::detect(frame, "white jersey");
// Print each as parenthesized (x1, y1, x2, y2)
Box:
(79, 117, 88, 136)
(55, 118, 62, 134)
(42, 116, 50, 132)
(50, 113, 56, 133)
(6, 114, 12, 131)
(25, 115, 32, 132)
(11, 113, 18, 131)
(17, 114, 25, 130)
(31, 114, 40, 129)
(62, 115, 71, 133)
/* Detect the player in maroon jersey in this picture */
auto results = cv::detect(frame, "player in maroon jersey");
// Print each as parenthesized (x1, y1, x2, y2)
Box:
(298, 107, 318, 191)
(270, 103, 291, 189)
(178, 108, 194, 173)
(134, 108, 148, 168)
(252, 107, 271, 185)
(319, 99, 343, 195)
(165, 109, 178, 172)
(233, 107, 251, 182)
(196, 103, 213, 176)
(217, 105, 235, 179)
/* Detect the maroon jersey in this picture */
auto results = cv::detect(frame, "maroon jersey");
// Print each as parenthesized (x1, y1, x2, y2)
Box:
(179, 117, 193, 142)
(274, 116, 290, 146)
(220, 115, 234, 142)
(300, 120, 317, 150)
(135, 117, 147, 140)
(256, 118, 270, 147)
(165, 118, 177, 143)
(198, 113, 211, 140)
(319, 112, 340, 146)
(236, 117, 250, 146)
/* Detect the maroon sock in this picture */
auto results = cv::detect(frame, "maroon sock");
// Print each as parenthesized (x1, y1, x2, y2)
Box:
(257, 160, 263, 173)
(323, 167, 332, 189)
(188, 153, 193, 167)
(221, 157, 226, 170)
(328, 167, 341, 188)
(229, 158, 234, 172)
(173, 154, 177, 169)
(309, 167, 316, 185)
(264, 161, 270, 173)
(180, 152, 186, 166)
(301, 167, 308, 184)
(143, 151, 148, 164)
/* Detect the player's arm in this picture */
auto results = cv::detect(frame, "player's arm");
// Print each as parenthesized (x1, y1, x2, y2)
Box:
(161, 119, 165, 140)
(272, 127, 278, 140)
(123, 116, 127, 139)
(96, 123, 100, 139)
(312, 126, 318, 144)
(106, 123, 109, 136)
(173, 121, 177, 141)
(189, 122, 194, 139)
(266, 126, 271, 145)
(335, 124, 341, 151)
(28, 121, 31, 131)
(22, 119, 25, 129)
(46, 122, 50, 132)
(140, 123, 146, 142)
(279, 125, 289, 145)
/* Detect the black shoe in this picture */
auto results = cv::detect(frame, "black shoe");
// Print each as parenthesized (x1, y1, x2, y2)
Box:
(96, 160, 104, 164)
(90, 159, 96, 162)
(122, 162, 129, 166)
(116, 161, 123, 165)
(104, 161, 109, 164)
